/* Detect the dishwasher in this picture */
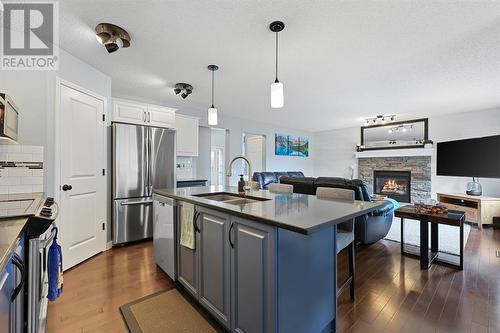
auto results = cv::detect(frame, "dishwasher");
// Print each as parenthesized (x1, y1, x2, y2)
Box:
(153, 194, 177, 280)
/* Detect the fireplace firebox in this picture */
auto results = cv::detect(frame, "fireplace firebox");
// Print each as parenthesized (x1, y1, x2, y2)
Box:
(373, 170, 411, 203)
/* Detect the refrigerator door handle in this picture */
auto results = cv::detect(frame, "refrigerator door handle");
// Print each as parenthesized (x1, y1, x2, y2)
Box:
(148, 128, 153, 195)
(120, 200, 153, 206)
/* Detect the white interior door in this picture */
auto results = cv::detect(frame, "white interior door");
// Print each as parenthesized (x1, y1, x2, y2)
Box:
(245, 135, 266, 173)
(59, 82, 106, 270)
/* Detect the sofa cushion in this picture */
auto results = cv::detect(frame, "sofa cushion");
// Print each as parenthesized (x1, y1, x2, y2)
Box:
(259, 172, 279, 189)
(280, 176, 316, 195)
(287, 171, 305, 178)
(347, 179, 371, 201)
(275, 172, 290, 181)
(314, 177, 348, 188)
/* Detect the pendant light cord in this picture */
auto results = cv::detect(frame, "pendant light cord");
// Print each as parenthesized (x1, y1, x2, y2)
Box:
(275, 32, 279, 82)
(211, 68, 215, 108)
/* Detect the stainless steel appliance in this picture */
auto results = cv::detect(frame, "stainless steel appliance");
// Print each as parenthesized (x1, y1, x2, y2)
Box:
(153, 194, 176, 279)
(0, 193, 57, 333)
(0, 240, 25, 333)
(25, 196, 58, 333)
(0, 93, 19, 142)
(112, 123, 176, 245)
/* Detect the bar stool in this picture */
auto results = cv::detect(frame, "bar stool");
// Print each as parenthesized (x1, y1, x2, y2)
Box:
(268, 183, 294, 194)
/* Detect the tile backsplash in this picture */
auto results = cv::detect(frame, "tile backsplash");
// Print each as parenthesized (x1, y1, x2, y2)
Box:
(0, 145, 43, 194)
(177, 157, 194, 180)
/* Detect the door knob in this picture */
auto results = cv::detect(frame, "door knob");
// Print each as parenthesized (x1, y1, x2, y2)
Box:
(62, 184, 72, 191)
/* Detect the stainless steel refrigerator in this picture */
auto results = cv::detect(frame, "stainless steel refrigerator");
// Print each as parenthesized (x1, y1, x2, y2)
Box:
(112, 123, 176, 245)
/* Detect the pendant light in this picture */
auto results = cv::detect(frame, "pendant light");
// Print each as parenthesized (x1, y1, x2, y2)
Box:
(270, 21, 285, 108)
(207, 64, 219, 126)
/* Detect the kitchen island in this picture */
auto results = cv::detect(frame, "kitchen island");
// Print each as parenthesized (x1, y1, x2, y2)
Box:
(153, 186, 385, 333)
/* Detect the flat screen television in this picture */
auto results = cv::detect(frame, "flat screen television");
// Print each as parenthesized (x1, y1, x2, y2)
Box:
(437, 135, 500, 178)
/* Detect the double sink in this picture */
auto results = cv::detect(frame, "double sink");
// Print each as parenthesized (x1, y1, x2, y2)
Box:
(193, 192, 271, 206)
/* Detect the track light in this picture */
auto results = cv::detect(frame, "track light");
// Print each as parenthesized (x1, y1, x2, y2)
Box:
(173, 83, 193, 99)
(95, 23, 130, 54)
(364, 114, 396, 126)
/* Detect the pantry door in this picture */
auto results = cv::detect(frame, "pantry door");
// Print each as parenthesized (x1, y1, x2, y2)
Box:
(57, 79, 106, 270)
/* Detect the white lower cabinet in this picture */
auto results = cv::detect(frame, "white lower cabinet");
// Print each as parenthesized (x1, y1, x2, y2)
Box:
(177, 204, 277, 332)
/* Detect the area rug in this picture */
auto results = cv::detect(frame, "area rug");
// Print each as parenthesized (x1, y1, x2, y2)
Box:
(120, 288, 222, 333)
(385, 217, 471, 255)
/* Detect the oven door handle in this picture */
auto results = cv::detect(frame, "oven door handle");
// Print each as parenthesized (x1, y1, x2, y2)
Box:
(40, 227, 57, 249)
(11, 253, 25, 302)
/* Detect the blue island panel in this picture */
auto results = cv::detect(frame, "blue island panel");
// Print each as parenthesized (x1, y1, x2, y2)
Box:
(277, 225, 337, 333)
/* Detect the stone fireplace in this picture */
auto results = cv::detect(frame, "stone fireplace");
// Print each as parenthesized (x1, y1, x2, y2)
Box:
(358, 156, 431, 203)
(373, 170, 411, 202)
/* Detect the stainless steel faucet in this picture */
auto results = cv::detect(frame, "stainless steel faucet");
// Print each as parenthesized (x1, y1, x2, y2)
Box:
(227, 155, 252, 192)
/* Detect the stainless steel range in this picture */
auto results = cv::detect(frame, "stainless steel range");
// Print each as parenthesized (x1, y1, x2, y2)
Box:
(0, 193, 58, 333)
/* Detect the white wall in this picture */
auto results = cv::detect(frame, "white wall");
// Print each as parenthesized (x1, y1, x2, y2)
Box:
(173, 108, 315, 181)
(314, 127, 359, 179)
(313, 108, 500, 197)
(430, 108, 500, 197)
(0, 47, 112, 238)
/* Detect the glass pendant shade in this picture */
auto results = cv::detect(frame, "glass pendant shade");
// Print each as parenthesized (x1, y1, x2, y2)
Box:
(208, 107, 218, 126)
(271, 81, 284, 108)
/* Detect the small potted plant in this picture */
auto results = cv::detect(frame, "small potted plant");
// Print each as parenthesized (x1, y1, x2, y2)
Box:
(424, 139, 434, 148)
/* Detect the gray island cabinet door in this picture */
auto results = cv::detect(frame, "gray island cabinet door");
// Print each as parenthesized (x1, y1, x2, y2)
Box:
(230, 217, 277, 333)
(177, 203, 199, 298)
(197, 207, 231, 328)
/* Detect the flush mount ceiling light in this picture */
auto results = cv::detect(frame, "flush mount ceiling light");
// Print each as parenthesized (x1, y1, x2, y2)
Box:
(364, 114, 396, 126)
(207, 65, 219, 126)
(270, 21, 285, 108)
(174, 83, 193, 99)
(95, 23, 131, 53)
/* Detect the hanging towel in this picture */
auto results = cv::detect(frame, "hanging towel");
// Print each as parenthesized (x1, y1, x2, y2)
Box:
(48, 227, 63, 301)
(180, 202, 196, 250)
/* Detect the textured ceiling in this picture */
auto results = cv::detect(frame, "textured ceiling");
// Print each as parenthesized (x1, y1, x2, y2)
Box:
(58, 1, 500, 132)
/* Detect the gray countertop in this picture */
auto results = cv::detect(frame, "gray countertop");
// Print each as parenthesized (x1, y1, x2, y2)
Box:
(0, 193, 44, 271)
(154, 186, 386, 235)
(0, 217, 27, 271)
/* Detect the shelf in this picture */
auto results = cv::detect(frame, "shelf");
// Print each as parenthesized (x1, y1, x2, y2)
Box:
(355, 148, 433, 159)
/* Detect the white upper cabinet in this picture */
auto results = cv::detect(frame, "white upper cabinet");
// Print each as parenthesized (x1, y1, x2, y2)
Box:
(176, 114, 199, 156)
(112, 98, 176, 128)
(113, 98, 148, 125)
(148, 104, 176, 128)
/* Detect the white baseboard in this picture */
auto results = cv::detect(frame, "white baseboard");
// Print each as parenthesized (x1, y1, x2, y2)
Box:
(105, 241, 113, 251)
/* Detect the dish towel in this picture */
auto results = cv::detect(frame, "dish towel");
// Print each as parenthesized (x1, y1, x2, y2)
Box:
(180, 202, 195, 250)
(48, 227, 63, 301)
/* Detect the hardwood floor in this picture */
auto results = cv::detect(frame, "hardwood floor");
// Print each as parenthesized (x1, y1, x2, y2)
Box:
(47, 227, 500, 333)
(46, 242, 173, 333)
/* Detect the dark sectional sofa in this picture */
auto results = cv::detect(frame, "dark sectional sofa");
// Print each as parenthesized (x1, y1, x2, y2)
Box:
(252, 171, 305, 189)
(252, 172, 394, 245)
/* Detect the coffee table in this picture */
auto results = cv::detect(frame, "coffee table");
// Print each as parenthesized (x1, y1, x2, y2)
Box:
(394, 205, 466, 270)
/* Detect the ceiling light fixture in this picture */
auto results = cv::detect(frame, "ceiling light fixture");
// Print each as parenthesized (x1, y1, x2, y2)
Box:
(207, 65, 219, 126)
(364, 114, 396, 126)
(174, 83, 193, 99)
(270, 21, 285, 108)
(95, 23, 131, 54)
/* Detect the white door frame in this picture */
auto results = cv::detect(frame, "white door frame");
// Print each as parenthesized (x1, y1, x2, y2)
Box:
(54, 77, 107, 253)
